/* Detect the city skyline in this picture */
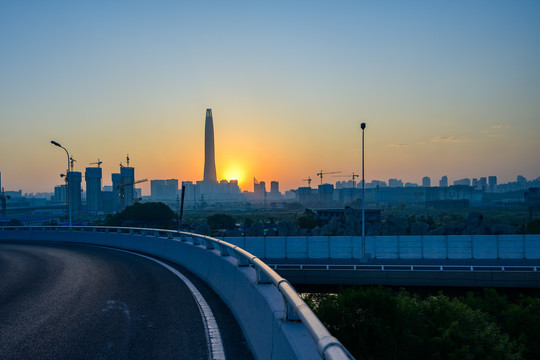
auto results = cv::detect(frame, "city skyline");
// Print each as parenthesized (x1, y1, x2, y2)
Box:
(1, 1, 539, 194)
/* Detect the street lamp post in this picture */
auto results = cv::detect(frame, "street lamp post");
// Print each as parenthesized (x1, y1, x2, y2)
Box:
(360, 122, 366, 259)
(51, 141, 72, 228)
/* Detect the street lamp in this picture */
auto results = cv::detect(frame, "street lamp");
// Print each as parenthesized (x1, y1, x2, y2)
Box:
(360, 122, 366, 259)
(51, 140, 71, 228)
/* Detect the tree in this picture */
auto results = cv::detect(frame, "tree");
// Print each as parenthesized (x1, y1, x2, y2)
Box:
(527, 219, 540, 234)
(207, 213, 236, 230)
(306, 287, 521, 360)
(106, 202, 176, 228)
(297, 209, 317, 230)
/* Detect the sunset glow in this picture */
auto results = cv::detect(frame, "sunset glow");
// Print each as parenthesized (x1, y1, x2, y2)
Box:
(0, 2, 539, 195)
(221, 165, 246, 188)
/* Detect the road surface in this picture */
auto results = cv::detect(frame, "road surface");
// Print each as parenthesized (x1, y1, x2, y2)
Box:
(0, 242, 253, 359)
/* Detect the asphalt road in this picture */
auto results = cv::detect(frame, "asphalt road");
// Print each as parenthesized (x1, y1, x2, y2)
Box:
(0, 242, 253, 360)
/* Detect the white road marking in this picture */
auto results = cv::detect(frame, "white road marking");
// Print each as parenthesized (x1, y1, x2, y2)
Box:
(114, 249, 226, 360)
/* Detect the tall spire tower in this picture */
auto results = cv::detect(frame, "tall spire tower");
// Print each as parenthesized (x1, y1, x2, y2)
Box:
(203, 108, 217, 183)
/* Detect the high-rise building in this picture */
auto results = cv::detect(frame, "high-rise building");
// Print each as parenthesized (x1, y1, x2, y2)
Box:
(53, 185, 66, 202)
(120, 166, 135, 208)
(151, 179, 179, 201)
(454, 178, 471, 186)
(85, 167, 102, 211)
(488, 176, 497, 192)
(254, 179, 266, 196)
(203, 109, 217, 183)
(270, 181, 279, 193)
(478, 177, 487, 191)
(388, 178, 403, 187)
(67, 171, 82, 212)
(439, 176, 448, 187)
(112, 173, 121, 211)
(422, 176, 431, 187)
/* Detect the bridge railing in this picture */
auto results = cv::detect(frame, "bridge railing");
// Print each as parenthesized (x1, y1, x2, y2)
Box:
(222, 234, 540, 260)
(0, 225, 354, 360)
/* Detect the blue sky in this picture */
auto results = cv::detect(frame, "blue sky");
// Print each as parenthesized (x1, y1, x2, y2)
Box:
(1, 1, 539, 193)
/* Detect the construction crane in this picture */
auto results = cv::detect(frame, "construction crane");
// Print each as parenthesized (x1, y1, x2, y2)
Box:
(333, 173, 359, 182)
(1, 187, 10, 218)
(69, 156, 76, 171)
(302, 177, 312, 188)
(120, 155, 130, 169)
(316, 170, 341, 185)
(89, 159, 103, 168)
(118, 178, 148, 210)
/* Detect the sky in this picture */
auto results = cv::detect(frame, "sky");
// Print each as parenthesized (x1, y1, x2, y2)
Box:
(1, 1, 539, 195)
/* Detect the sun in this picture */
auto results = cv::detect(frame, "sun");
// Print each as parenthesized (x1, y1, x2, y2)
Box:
(221, 166, 246, 186)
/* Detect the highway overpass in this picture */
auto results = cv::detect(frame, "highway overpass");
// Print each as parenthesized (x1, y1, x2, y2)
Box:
(0, 226, 353, 360)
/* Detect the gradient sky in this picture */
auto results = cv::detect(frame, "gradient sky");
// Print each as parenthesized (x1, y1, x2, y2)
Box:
(1, 1, 539, 195)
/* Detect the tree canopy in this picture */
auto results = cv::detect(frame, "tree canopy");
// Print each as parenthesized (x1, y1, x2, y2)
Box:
(305, 287, 523, 360)
(106, 202, 177, 228)
(206, 213, 236, 230)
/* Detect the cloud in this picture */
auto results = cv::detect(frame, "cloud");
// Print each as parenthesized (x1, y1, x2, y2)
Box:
(482, 124, 510, 137)
(430, 136, 465, 143)
(387, 143, 407, 148)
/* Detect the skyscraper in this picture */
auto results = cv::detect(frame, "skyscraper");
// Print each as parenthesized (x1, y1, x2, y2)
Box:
(488, 176, 497, 192)
(85, 166, 102, 211)
(203, 109, 217, 183)
(439, 175, 448, 187)
(67, 171, 82, 212)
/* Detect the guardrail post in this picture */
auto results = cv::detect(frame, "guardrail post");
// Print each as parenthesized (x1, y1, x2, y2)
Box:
(285, 299, 300, 321)
(192, 236, 201, 245)
(256, 268, 272, 284)
(235, 250, 250, 267)
(218, 243, 230, 256)
(204, 238, 215, 250)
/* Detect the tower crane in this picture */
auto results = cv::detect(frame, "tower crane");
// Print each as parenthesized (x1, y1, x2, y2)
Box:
(117, 178, 148, 210)
(316, 170, 341, 185)
(120, 155, 130, 169)
(302, 177, 312, 188)
(1, 187, 10, 218)
(333, 173, 359, 182)
(69, 156, 76, 171)
(89, 159, 103, 168)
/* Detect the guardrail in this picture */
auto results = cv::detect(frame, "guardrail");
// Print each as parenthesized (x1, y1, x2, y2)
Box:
(224, 234, 540, 260)
(0, 226, 354, 360)
(269, 263, 540, 272)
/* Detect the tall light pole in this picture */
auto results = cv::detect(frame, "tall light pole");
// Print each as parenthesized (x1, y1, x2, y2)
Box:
(360, 122, 366, 259)
(51, 140, 71, 228)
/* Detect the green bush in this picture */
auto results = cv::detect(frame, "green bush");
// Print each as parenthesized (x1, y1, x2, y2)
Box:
(306, 287, 522, 360)
(207, 213, 236, 230)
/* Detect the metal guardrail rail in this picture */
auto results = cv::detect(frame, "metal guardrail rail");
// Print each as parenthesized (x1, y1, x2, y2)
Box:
(268, 264, 539, 272)
(0, 226, 354, 360)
